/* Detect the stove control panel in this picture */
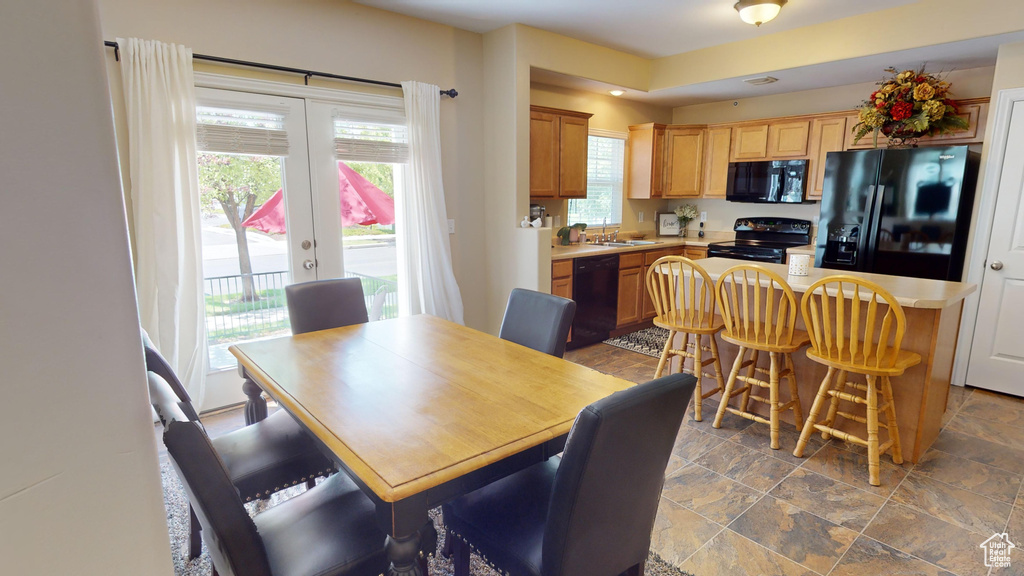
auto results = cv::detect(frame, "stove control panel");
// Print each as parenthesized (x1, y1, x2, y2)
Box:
(733, 217, 812, 235)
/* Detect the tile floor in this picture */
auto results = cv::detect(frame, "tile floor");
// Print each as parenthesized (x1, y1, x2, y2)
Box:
(564, 343, 1024, 576)
(165, 342, 1024, 576)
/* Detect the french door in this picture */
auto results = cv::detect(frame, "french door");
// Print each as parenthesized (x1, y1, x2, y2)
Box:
(194, 82, 405, 409)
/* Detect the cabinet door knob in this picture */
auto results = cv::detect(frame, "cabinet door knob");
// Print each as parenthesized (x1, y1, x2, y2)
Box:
(991, 261, 1004, 271)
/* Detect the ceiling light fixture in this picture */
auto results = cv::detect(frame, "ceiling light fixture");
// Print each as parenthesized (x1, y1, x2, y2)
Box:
(609, 90, 625, 96)
(734, 0, 787, 27)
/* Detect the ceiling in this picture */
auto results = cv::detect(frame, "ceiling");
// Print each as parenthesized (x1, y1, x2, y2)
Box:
(353, 0, 1022, 107)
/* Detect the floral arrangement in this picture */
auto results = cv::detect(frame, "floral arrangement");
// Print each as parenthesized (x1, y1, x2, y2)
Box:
(674, 204, 698, 226)
(852, 67, 969, 146)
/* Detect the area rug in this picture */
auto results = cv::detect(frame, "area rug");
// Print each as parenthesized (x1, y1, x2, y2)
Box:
(160, 461, 694, 576)
(604, 326, 670, 358)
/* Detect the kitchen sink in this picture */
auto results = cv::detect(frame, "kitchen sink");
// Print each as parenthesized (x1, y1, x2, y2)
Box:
(596, 240, 663, 247)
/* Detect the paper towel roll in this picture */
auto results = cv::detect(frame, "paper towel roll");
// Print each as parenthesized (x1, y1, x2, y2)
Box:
(788, 254, 810, 276)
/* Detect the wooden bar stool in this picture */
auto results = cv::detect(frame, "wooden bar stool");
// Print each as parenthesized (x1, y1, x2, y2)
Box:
(712, 265, 809, 449)
(794, 275, 921, 486)
(646, 256, 726, 421)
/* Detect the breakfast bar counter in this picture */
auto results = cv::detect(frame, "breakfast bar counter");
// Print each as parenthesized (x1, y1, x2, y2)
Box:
(673, 258, 976, 463)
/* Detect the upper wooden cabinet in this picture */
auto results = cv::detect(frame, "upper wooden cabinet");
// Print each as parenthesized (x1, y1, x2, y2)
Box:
(702, 126, 731, 198)
(664, 126, 704, 197)
(844, 98, 988, 150)
(529, 106, 593, 199)
(625, 123, 666, 199)
(768, 120, 810, 157)
(731, 124, 769, 160)
(807, 115, 846, 201)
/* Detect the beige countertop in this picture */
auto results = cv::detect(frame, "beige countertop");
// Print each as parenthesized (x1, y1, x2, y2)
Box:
(684, 257, 976, 310)
(550, 231, 734, 261)
(786, 244, 816, 257)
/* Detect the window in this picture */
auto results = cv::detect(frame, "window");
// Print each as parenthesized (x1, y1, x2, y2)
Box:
(567, 131, 625, 227)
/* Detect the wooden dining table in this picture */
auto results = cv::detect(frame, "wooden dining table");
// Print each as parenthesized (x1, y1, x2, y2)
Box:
(229, 314, 633, 576)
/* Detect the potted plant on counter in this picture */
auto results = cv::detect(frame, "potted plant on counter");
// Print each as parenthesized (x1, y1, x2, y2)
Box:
(556, 223, 588, 245)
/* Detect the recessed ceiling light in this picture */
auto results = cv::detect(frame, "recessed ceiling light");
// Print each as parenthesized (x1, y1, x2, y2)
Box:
(609, 90, 625, 96)
(743, 76, 778, 86)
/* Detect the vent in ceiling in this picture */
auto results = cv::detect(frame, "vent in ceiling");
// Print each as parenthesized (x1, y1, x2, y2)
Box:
(743, 76, 778, 86)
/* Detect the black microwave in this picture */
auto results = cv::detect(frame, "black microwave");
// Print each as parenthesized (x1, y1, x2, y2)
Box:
(726, 159, 809, 203)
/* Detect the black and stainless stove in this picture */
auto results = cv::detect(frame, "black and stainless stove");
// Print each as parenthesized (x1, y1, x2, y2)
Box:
(707, 217, 813, 264)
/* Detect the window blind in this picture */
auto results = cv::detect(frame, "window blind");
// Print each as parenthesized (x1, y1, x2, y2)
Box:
(195, 106, 289, 156)
(567, 134, 625, 227)
(333, 119, 408, 163)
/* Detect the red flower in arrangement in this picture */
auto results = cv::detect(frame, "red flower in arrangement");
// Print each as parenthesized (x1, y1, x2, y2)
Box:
(891, 101, 914, 121)
(852, 66, 970, 146)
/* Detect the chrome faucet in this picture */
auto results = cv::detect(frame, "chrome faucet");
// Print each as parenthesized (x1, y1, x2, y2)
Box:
(602, 218, 607, 242)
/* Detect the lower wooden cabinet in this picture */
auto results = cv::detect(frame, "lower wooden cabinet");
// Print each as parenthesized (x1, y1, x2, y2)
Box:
(616, 252, 644, 327)
(684, 246, 708, 260)
(551, 259, 573, 342)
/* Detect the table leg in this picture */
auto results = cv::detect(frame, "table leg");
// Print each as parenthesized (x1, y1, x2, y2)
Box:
(241, 376, 267, 425)
(385, 529, 424, 576)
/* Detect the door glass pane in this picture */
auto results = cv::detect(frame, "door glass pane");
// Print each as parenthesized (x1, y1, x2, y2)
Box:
(339, 160, 399, 321)
(198, 152, 291, 369)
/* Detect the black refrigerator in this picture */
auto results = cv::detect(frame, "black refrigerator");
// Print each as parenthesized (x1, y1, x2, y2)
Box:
(815, 145, 979, 281)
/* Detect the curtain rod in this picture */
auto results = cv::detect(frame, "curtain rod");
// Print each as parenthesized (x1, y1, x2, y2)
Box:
(103, 41, 458, 98)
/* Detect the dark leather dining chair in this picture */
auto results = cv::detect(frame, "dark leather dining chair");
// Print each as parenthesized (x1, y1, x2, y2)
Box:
(499, 288, 576, 358)
(143, 332, 335, 559)
(155, 391, 437, 576)
(285, 277, 369, 335)
(441, 372, 696, 576)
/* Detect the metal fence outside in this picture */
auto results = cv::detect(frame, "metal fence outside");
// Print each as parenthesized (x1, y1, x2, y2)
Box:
(204, 269, 398, 347)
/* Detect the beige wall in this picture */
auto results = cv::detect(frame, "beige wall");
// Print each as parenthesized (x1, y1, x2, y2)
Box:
(1, 0, 172, 573)
(672, 66, 996, 125)
(97, 0, 488, 330)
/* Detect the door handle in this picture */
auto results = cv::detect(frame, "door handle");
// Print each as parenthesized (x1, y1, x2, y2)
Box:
(991, 261, 1004, 271)
(303, 259, 315, 270)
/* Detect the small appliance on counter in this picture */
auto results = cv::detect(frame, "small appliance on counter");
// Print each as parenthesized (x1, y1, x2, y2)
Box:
(815, 146, 979, 281)
(707, 217, 813, 264)
(726, 159, 810, 203)
(529, 204, 545, 221)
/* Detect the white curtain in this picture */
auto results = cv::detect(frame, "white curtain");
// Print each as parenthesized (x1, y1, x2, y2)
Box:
(398, 81, 464, 323)
(119, 38, 207, 404)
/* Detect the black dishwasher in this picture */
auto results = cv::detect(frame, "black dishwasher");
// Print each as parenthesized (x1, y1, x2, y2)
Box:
(568, 254, 619, 349)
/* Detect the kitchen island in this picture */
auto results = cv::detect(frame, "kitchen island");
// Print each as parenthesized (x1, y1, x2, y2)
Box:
(666, 258, 976, 463)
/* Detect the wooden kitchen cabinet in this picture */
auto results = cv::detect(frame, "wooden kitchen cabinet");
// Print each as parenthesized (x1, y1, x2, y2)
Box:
(625, 123, 666, 199)
(768, 120, 810, 157)
(807, 115, 847, 200)
(844, 98, 988, 150)
(702, 126, 731, 198)
(616, 252, 644, 327)
(664, 126, 704, 197)
(551, 259, 573, 300)
(530, 106, 593, 199)
(730, 124, 769, 160)
(684, 246, 708, 260)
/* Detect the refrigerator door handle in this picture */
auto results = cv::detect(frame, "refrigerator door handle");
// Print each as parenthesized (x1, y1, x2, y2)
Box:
(864, 184, 885, 271)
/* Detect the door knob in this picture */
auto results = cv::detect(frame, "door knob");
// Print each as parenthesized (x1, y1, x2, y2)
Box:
(991, 261, 1004, 271)
(303, 259, 315, 270)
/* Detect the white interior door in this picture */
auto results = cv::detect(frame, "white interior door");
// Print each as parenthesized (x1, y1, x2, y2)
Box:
(967, 99, 1024, 396)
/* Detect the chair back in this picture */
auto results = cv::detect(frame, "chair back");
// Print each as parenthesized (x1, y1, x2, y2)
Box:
(542, 373, 696, 576)
(150, 366, 275, 576)
(800, 275, 909, 371)
(285, 278, 368, 335)
(142, 330, 199, 421)
(715, 264, 801, 349)
(498, 288, 576, 358)
(645, 256, 717, 330)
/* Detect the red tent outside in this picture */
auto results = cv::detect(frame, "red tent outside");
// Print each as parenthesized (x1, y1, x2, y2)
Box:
(242, 162, 395, 233)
